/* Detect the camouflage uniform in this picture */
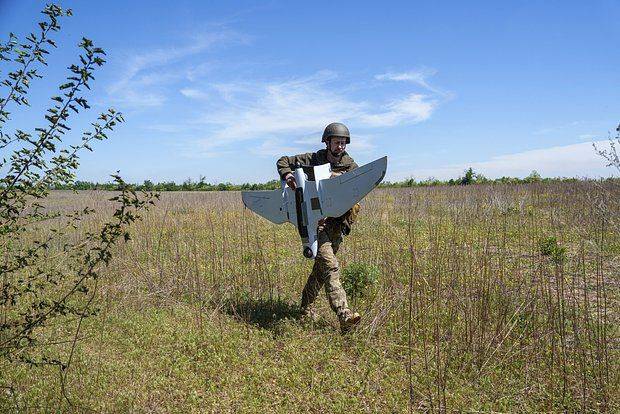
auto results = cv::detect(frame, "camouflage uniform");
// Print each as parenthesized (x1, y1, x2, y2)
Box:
(276, 149, 360, 322)
(276, 149, 358, 181)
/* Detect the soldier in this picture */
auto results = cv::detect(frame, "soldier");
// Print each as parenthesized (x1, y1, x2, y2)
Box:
(276, 122, 362, 333)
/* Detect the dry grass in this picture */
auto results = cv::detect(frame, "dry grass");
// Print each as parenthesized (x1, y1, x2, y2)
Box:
(1, 182, 618, 412)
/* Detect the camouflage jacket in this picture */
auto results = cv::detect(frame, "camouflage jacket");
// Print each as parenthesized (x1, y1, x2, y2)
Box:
(276, 149, 358, 179)
(276, 149, 360, 233)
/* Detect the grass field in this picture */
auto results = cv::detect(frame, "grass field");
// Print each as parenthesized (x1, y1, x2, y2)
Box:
(1, 182, 619, 413)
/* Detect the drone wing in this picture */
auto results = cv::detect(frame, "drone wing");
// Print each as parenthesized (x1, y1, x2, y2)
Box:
(319, 156, 387, 218)
(241, 189, 289, 224)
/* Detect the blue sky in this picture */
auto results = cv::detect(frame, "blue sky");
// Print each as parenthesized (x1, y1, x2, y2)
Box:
(1, 0, 619, 183)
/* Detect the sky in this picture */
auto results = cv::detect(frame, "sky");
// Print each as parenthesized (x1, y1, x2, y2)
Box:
(1, 0, 619, 183)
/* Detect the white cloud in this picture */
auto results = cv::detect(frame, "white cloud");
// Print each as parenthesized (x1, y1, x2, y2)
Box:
(185, 62, 216, 82)
(120, 57, 447, 158)
(175, 138, 234, 159)
(290, 133, 376, 155)
(107, 31, 246, 108)
(250, 138, 305, 157)
(180, 88, 210, 100)
(199, 71, 367, 142)
(292, 132, 322, 146)
(189, 71, 442, 149)
(113, 90, 166, 108)
(391, 141, 617, 181)
(375, 68, 450, 97)
(375, 68, 436, 88)
(142, 123, 205, 133)
(345, 134, 376, 154)
(357, 94, 436, 127)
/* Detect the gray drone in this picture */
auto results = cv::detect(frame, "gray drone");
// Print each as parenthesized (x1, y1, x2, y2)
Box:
(241, 156, 388, 259)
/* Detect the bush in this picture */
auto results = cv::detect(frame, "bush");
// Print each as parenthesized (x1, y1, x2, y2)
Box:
(0, 4, 156, 368)
(342, 262, 380, 299)
(538, 236, 567, 264)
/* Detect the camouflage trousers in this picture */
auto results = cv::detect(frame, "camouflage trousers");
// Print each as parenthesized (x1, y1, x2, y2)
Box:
(300, 224, 348, 317)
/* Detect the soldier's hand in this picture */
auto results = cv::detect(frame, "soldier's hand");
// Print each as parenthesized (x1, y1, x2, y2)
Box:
(285, 173, 297, 189)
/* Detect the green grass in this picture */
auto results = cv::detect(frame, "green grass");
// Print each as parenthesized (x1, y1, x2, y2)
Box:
(2, 303, 601, 413)
(2, 305, 408, 413)
(1, 183, 619, 412)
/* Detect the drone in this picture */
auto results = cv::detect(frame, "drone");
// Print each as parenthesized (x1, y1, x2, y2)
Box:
(241, 157, 387, 258)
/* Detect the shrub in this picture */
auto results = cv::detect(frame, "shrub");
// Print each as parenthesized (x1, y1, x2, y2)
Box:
(342, 262, 380, 299)
(538, 236, 567, 264)
(0, 4, 156, 368)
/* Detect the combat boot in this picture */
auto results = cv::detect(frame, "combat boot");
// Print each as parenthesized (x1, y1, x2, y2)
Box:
(339, 309, 361, 333)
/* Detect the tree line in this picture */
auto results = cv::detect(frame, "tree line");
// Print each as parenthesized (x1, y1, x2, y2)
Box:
(48, 168, 612, 192)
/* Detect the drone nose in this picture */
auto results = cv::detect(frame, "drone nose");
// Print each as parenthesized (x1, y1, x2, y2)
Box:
(303, 247, 313, 258)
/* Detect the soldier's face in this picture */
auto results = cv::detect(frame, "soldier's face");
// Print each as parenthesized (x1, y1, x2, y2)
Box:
(329, 137, 347, 156)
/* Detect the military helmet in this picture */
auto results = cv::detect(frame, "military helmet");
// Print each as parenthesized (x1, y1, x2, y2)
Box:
(321, 122, 350, 144)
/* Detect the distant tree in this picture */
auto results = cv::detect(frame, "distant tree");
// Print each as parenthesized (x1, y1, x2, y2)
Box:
(420, 177, 442, 187)
(460, 167, 475, 185)
(142, 179, 154, 191)
(475, 172, 489, 184)
(181, 177, 194, 191)
(524, 170, 542, 183)
(196, 175, 207, 190)
(0, 5, 156, 368)
(162, 181, 176, 191)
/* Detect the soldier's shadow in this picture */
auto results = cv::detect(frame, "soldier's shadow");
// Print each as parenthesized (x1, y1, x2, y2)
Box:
(223, 296, 300, 332)
(221, 297, 334, 336)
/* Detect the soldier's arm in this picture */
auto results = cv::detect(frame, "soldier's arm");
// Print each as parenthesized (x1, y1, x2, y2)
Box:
(276, 152, 314, 180)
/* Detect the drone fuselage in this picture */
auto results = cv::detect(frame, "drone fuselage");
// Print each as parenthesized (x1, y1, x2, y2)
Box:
(290, 163, 330, 258)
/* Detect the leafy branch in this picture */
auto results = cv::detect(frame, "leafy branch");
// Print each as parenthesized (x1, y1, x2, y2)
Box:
(593, 123, 620, 174)
(0, 4, 158, 369)
(0, 5, 70, 130)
